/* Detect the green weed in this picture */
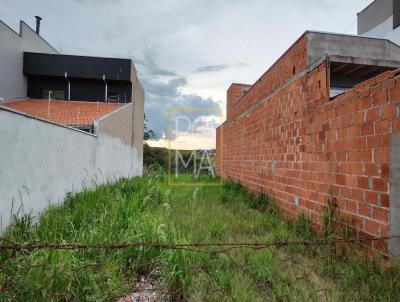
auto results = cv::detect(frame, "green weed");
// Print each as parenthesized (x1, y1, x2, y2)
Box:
(0, 175, 399, 301)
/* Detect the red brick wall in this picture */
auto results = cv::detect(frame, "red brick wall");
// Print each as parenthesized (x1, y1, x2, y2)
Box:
(227, 84, 252, 121)
(227, 34, 308, 121)
(217, 64, 400, 253)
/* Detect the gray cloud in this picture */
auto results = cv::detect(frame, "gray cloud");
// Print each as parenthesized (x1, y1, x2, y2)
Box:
(136, 53, 177, 77)
(73, 0, 121, 3)
(194, 62, 248, 73)
(144, 77, 187, 98)
(142, 76, 221, 140)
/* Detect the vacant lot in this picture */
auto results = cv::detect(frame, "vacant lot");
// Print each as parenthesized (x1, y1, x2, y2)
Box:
(1, 174, 399, 301)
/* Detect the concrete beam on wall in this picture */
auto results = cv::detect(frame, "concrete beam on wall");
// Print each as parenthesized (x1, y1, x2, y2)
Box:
(328, 55, 400, 69)
(307, 31, 400, 65)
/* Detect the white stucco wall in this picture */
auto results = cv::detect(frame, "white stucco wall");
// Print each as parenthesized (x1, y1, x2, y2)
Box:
(361, 16, 400, 45)
(0, 21, 58, 100)
(0, 107, 141, 228)
(131, 63, 145, 172)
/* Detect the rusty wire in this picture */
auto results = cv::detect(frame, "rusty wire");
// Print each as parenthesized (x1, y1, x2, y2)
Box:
(1, 235, 399, 301)
(0, 235, 399, 254)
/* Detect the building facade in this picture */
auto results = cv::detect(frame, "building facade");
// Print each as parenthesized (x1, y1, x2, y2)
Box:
(358, 0, 400, 45)
(23, 53, 133, 103)
(216, 31, 400, 258)
(0, 20, 58, 100)
(0, 18, 145, 228)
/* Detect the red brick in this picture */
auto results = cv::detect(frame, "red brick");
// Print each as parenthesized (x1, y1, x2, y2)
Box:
(353, 137, 366, 149)
(346, 175, 358, 187)
(373, 179, 388, 192)
(348, 150, 358, 161)
(336, 104, 348, 116)
(341, 115, 353, 127)
(394, 117, 400, 132)
(380, 163, 389, 178)
(365, 219, 380, 235)
(331, 118, 341, 129)
(339, 163, 351, 174)
(382, 134, 390, 147)
(360, 123, 374, 136)
(366, 108, 379, 122)
(337, 129, 346, 140)
(352, 189, 364, 202)
(351, 163, 363, 174)
(366, 135, 382, 149)
(382, 104, 398, 119)
(359, 202, 370, 216)
(337, 151, 347, 161)
(346, 200, 357, 212)
(375, 120, 390, 134)
(379, 223, 388, 237)
(372, 207, 389, 222)
(354, 111, 365, 124)
(360, 97, 372, 109)
(372, 91, 388, 105)
(347, 126, 360, 138)
(364, 163, 379, 176)
(365, 191, 378, 205)
(380, 194, 389, 208)
(336, 174, 346, 186)
(358, 150, 372, 162)
(342, 187, 352, 199)
(358, 177, 369, 189)
(390, 87, 400, 103)
(374, 149, 389, 162)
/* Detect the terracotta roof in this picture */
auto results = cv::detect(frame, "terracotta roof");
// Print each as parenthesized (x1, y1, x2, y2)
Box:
(1, 99, 122, 126)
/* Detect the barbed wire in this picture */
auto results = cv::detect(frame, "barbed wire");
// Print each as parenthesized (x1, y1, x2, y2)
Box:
(1, 235, 399, 255)
(1, 235, 399, 301)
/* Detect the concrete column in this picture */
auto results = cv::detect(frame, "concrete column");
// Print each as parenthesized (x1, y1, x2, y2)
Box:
(389, 133, 400, 262)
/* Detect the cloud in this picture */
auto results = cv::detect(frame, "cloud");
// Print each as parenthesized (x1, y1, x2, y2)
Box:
(142, 76, 221, 141)
(193, 62, 248, 73)
(144, 77, 187, 99)
(136, 53, 177, 77)
(73, 0, 121, 3)
(194, 64, 230, 73)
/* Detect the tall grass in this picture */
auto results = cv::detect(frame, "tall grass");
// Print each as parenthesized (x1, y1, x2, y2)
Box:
(0, 174, 399, 301)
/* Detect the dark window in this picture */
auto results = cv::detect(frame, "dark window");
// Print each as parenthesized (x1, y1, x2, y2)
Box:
(394, 0, 400, 29)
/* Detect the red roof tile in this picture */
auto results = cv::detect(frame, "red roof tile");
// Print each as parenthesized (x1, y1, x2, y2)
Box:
(1, 99, 122, 126)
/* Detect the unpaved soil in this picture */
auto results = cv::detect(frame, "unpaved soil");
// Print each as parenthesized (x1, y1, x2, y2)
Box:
(118, 275, 163, 302)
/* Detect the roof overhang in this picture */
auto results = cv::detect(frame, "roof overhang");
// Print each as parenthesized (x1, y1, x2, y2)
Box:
(327, 54, 400, 89)
(307, 31, 400, 66)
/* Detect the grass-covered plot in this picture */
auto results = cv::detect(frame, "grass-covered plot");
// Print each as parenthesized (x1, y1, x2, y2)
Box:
(1, 174, 399, 301)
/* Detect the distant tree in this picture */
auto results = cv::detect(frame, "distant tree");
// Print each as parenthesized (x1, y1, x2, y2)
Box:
(143, 114, 163, 170)
(143, 114, 156, 140)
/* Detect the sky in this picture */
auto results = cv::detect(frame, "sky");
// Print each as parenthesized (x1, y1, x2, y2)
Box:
(1, 0, 373, 149)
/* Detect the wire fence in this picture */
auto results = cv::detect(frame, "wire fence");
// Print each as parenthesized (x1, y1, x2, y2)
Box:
(1, 235, 399, 301)
(1, 235, 399, 254)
